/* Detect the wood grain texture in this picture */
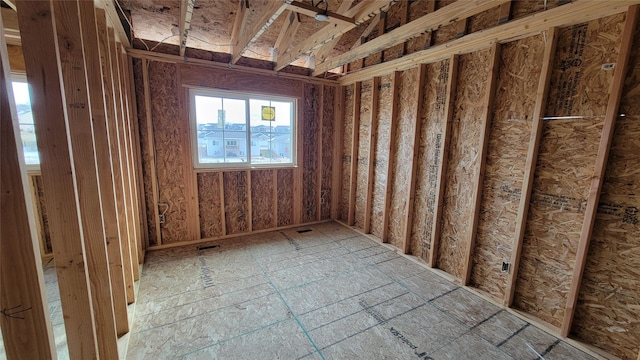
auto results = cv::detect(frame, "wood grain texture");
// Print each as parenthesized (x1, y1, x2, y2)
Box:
(223, 171, 250, 234)
(302, 84, 320, 223)
(197, 172, 224, 238)
(251, 169, 277, 231)
(340, 85, 355, 221)
(354, 80, 373, 230)
(321, 86, 335, 220)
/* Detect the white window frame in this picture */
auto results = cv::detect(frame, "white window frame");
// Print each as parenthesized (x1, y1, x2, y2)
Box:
(189, 87, 297, 170)
(11, 74, 40, 172)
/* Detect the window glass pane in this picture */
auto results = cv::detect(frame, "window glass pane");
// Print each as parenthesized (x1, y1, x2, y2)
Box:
(12, 82, 39, 165)
(195, 95, 247, 164)
(249, 99, 293, 165)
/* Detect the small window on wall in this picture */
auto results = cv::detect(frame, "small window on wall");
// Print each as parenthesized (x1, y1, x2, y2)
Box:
(12, 81, 40, 168)
(189, 88, 296, 169)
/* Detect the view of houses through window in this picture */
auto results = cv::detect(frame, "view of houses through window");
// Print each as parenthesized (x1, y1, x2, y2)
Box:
(12, 81, 39, 167)
(191, 89, 295, 168)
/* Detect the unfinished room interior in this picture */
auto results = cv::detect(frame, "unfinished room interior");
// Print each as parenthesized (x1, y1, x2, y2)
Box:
(2, 0, 640, 358)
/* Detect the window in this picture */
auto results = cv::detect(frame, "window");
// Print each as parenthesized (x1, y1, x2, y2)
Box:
(12, 81, 39, 168)
(190, 88, 296, 168)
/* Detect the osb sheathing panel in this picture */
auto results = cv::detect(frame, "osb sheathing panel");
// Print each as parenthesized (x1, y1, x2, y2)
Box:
(354, 80, 373, 230)
(302, 84, 320, 223)
(320, 86, 335, 220)
(277, 169, 294, 227)
(340, 85, 355, 221)
(470, 36, 543, 301)
(387, 68, 419, 249)
(149, 61, 189, 243)
(432, 0, 458, 46)
(185, 0, 237, 54)
(133, 58, 159, 245)
(383, 1, 407, 62)
(514, 15, 623, 328)
(410, 60, 449, 260)
(33, 175, 52, 254)
(251, 169, 276, 231)
(370, 75, 394, 238)
(572, 17, 640, 359)
(197, 172, 224, 239)
(437, 49, 491, 280)
(223, 171, 250, 235)
(468, 6, 500, 33)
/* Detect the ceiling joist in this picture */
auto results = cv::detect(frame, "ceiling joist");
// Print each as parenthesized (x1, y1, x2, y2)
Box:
(275, 0, 396, 71)
(231, 0, 293, 64)
(179, 0, 196, 57)
(312, 0, 510, 76)
(273, 11, 301, 62)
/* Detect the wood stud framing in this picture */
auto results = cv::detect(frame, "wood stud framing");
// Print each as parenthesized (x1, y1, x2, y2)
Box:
(0, 18, 56, 360)
(380, 71, 400, 243)
(363, 77, 380, 234)
(402, 64, 427, 254)
(142, 59, 162, 246)
(428, 55, 458, 267)
(461, 43, 501, 285)
(561, 4, 639, 337)
(505, 27, 558, 307)
(347, 82, 362, 226)
(331, 86, 345, 219)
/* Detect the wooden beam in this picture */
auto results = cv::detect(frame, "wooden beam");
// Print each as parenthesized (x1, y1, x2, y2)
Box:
(462, 43, 501, 284)
(455, 18, 468, 38)
(504, 27, 558, 307)
(331, 85, 345, 219)
(108, 27, 136, 303)
(313, 0, 508, 76)
(82, 2, 129, 336)
(115, 42, 140, 281)
(287, 1, 354, 26)
(363, 77, 380, 234)
(317, 85, 324, 218)
(219, 172, 227, 235)
(141, 59, 162, 246)
(347, 81, 361, 226)
(247, 170, 253, 232)
(338, 0, 639, 84)
(561, 4, 639, 337)
(402, 64, 427, 254)
(127, 48, 338, 86)
(293, 99, 303, 224)
(51, 1, 120, 357)
(230, 0, 250, 61)
(380, 71, 400, 242)
(273, 11, 301, 62)
(498, 0, 512, 24)
(179, 0, 196, 57)
(231, 0, 293, 64)
(2, 0, 16, 11)
(0, 16, 56, 360)
(100, 0, 131, 48)
(275, 0, 395, 71)
(350, 12, 382, 50)
(18, 0, 108, 357)
(312, 0, 355, 63)
(429, 54, 458, 267)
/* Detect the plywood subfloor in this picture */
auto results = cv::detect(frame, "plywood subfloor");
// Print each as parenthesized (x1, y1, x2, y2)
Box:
(127, 222, 597, 359)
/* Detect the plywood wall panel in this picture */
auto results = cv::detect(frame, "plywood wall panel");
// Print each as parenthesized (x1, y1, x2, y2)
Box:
(320, 86, 335, 220)
(572, 16, 640, 359)
(149, 61, 189, 244)
(251, 169, 276, 231)
(370, 75, 394, 239)
(514, 15, 623, 328)
(133, 58, 159, 245)
(223, 171, 250, 235)
(437, 49, 491, 280)
(340, 85, 355, 221)
(277, 168, 294, 227)
(354, 80, 373, 230)
(197, 172, 224, 238)
(302, 84, 320, 223)
(387, 68, 419, 249)
(470, 35, 544, 301)
(468, 6, 500, 33)
(410, 60, 449, 261)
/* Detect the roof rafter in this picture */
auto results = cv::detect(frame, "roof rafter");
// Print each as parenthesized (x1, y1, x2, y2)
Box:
(313, 0, 510, 76)
(273, 11, 301, 62)
(312, 0, 355, 63)
(275, 0, 396, 71)
(179, 0, 196, 57)
(231, 0, 293, 64)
